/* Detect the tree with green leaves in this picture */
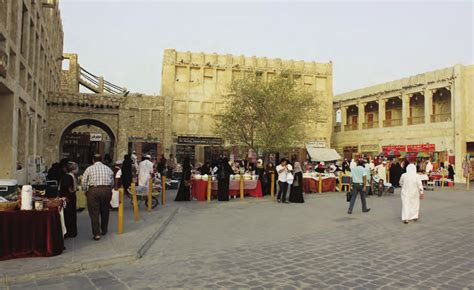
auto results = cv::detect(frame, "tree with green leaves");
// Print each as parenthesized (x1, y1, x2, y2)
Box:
(215, 71, 319, 156)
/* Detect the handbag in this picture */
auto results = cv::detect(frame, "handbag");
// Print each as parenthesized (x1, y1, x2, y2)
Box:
(346, 191, 352, 202)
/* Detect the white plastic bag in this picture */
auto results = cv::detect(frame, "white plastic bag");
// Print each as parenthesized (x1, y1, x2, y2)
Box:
(110, 189, 119, 208)
(287, 172, 294, 185)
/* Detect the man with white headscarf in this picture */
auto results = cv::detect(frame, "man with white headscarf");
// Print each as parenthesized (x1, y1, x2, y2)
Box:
(350, 159, 357, 170)
(400, 163, 424, 224)
(138, 154, 154, 188)
(425, 159, 433, 174)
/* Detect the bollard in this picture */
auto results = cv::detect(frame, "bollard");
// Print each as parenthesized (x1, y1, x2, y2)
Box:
(467, 172, 470, 190)
(147, 177, 153, 212)
(270, 172, 275, 198)
(442, 173, 445, 188)
(318, 173, 322, 193)
(118, 187, 124, 234)
(339, 174, 342, 192)
(131, 182, 140, 221)
(240, 175, 244, 200)
(207, 175, 212, 202)
(161, 175, 166, 206)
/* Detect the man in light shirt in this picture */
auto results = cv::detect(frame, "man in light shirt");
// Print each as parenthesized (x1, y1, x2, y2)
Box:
(275, 158, 288, 203)
(82, 154, 114, 240)
(348, 159, 371, 214)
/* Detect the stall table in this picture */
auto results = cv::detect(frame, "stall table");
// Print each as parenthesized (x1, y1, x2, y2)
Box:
(191, 179, 263, 201)
(0, 209, 64, 261)
(303, 177, 337, 193)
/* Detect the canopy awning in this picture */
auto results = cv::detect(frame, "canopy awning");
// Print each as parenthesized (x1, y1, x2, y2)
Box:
(306, 146, 342, 162)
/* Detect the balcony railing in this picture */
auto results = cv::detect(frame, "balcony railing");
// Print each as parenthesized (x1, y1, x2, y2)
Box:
(431, 113, 451, 123)
(383, 118, 402, 127)
(408, 116, 425, 125)
(344, 124, 358, 131)
(363, 121, 379, 129)
(334, 125, 341, 133)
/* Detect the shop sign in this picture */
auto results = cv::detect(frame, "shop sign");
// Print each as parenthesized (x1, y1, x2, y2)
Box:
(382, 145, 407, 152)
(343, 146, 358, 152)
(178, 136, 223, 145)
(361, 144, 379, 152)
(306, 141, 326, 148)
(90, 133, 102, 142)
(64, 134, 90, 146)
(406, 144, 435, 152)
(128, 136, 160, 142)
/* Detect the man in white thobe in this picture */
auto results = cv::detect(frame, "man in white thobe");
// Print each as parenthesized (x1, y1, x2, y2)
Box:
(349, 159, 357, 170)
(375, 161, 387, 181)
(400, 164, 424, 223)
(138, 154, 154, 188)
(425, 160, 433, 174)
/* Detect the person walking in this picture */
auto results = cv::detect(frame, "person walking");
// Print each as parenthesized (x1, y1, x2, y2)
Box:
(276, 158, 288, 203)
(59, 162, 79, 238)
(400, 163, 424, 224)
(121, 154, 133, 193)
(82, 154, 114, 240)
(348, 159, 371, 214)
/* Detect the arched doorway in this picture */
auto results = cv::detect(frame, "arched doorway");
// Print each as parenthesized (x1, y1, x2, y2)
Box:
(59, 119, 115, 170)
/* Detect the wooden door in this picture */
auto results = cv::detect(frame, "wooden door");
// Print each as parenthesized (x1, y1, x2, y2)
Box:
(351, 116, 358, 130)
(367, 113, 374, 128)
(385, 111, 392, 127)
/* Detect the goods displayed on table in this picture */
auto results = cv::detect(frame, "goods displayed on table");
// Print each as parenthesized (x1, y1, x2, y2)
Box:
(0, 179, 66, 260)
(302, 172, 337, 193)
(191, 173, 263, 201)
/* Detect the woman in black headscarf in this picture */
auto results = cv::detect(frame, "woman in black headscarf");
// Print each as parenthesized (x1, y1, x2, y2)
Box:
(216, 157, 233, 201)
(448, 164, 455, 181)
(390, 161, 403, 187)
(175, 156, 192, 201)
(121, 154, 133, 193)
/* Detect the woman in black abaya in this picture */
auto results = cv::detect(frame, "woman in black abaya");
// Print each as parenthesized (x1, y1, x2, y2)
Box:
(216, 157, 233, 201)
(175, 156, 192, 201)
(390, 161, 403, 187)
(59, 162, 78, 238)
(289, 162, 304, 203)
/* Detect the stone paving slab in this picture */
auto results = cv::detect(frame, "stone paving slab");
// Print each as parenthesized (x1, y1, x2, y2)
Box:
(5, 185, 474, 289)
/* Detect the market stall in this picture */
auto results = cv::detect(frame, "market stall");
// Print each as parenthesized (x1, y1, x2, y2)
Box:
(0, 208, 64, 260)
(302, 174, 337, 193)
(191, 177, 263, 201)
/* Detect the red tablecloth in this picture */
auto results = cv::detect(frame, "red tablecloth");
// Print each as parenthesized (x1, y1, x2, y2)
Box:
(0, 209, 64, 261)
(191, 179, 263, 201)
(303, 177, 337, 193)
(191, 180, 209, 201)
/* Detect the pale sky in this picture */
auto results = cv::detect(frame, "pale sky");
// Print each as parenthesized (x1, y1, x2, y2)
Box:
(59, 0, 473, 95)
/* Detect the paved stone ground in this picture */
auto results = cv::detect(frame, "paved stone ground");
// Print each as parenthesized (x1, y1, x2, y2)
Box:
(1, 194, 176, 282)
(6, 185, 474, 289)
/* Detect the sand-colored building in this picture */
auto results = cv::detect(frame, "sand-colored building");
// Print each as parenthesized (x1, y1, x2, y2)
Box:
(43, 53, 165, 171)
(332, 64, 474, 183)
(161, 49, 333, 163)
(0, 0, 63, 181)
